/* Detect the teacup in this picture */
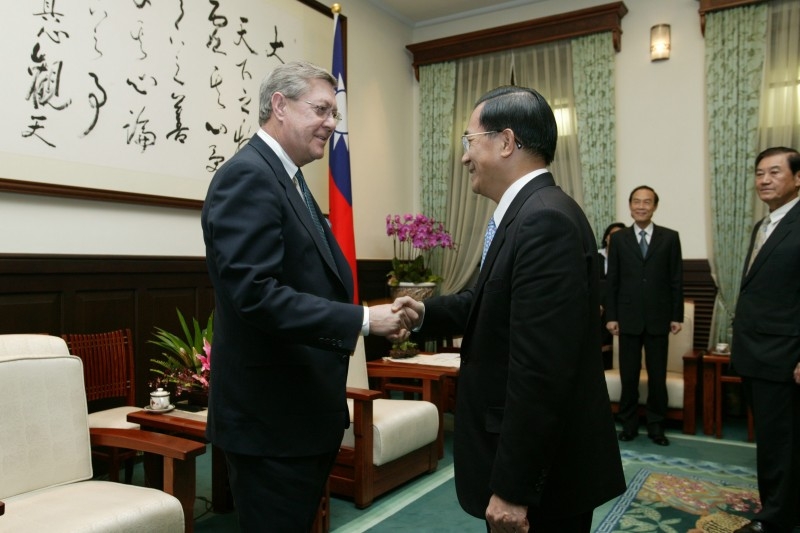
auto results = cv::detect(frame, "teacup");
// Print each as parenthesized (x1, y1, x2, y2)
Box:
(715, 342, 729, 354)
(150, 388, 171, 410)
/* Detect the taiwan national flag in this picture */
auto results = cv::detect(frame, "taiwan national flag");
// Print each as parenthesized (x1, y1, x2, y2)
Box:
(329, 13, 359, 304)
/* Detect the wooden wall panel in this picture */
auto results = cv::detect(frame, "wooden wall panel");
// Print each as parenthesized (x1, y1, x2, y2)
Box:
(0, 255, 711, 403)
(0, 292, 62, 334)
(73, 290, 137, 333)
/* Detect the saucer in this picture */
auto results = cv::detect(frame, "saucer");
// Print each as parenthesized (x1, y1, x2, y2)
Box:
(143, 404, 176, 414)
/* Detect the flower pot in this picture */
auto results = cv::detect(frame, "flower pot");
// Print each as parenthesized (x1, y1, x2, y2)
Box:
(184, 388, 209, 407)
(388, 282, 437, 301)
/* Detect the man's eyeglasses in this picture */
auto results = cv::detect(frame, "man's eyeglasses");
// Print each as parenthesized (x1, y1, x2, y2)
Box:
(461, 131, 499, 152)
(304, 100, 342, 122)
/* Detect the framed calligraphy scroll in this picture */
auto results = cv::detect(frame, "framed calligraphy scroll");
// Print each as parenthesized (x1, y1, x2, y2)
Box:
(0, 0, 342, 209)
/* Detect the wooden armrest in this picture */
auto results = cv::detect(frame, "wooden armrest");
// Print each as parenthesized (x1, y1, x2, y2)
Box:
(345, 386, 383, 402)
(682, 348, 703, 363)
(366, 365, 449, 381)
(90, 428, 206, 460)
(91, 428, 205, 529)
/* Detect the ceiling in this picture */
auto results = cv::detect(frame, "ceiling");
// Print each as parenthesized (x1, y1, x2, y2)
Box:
(364, 0, 547, 28)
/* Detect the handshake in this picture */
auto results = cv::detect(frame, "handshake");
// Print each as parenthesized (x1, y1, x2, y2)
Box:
(368, 296, 425, 342)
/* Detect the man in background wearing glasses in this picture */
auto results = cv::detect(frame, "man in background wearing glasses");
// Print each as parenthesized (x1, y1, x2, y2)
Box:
(202, 60, 412, 531)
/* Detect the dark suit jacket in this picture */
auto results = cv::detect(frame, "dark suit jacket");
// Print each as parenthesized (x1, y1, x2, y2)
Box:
(201, 134, 362, 457)
(605, 224, 683, 335)
(732, 201, 800, 381)
(423, 174, 625, 518)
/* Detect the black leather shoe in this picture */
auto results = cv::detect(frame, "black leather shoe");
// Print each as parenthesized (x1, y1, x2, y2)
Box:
(618, 431, 637, 441)
(649, 435, 670, 446)
(733, 520, 769, 533)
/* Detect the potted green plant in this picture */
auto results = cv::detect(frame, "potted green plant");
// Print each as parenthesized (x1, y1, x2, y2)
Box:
(149, 309, 212, 404)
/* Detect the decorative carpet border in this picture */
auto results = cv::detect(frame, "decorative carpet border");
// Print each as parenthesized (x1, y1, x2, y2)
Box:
(596, 468, 653, 533)
(619, 448, 757, 480)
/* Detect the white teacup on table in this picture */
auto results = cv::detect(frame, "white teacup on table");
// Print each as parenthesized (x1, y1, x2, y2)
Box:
(149, 387, 171, 410)
(715, 342, 729, 354)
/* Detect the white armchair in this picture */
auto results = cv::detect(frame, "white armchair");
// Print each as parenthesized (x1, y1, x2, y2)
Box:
(604, 300, 700, 434)
(329, 337, 441, 508)
(0, 334, 206, 533)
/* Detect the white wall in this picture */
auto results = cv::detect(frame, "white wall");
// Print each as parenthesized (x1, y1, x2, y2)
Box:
(0, 0, 712, 260)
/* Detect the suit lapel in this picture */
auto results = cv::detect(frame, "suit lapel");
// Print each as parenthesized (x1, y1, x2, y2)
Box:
(623, 227, 641, 259)
(468, 173, 556, 331)
(248, 136, 347, 290)
(743, 201, 800, 283)
(645, 225, 665, 261)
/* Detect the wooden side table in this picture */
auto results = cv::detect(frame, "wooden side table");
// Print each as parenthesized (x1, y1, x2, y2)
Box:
(702, 352, 754, 441)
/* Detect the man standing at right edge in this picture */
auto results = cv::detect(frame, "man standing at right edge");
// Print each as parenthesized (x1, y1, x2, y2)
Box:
(731, 147, 800, 533)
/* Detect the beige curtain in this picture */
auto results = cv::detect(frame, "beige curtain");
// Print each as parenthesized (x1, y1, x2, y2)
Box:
(758, 0, 800, 150)
(514, 40, 584, 208)
(438, 51, 514, 294)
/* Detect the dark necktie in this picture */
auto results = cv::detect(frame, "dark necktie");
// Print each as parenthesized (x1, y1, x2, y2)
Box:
(639, 230, 648, 257)
(294, 169, 334, 262)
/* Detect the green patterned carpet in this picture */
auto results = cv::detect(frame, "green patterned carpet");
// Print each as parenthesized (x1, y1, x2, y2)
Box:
(596, 451, 760, 533)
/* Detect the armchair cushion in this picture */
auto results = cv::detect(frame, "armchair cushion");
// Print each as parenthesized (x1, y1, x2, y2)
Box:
(88, 406, 142, 429)
(1, 481, 182, 533)
(343, 398, 439, 466)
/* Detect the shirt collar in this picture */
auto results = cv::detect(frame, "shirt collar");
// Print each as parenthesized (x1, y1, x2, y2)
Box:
(256, 129, 298, 179)
(633, 223, 654, 238)
(492, 168, 549, 226)
(768, 197, 799, 226)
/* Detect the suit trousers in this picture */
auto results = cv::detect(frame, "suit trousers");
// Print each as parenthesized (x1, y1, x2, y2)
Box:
(224, 447, 339, 532)
(742, 376, 800, 532)
(618, 332, 669, 435)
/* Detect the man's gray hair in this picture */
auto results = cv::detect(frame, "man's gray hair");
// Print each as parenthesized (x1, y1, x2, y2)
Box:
(259, 61, 336, 124)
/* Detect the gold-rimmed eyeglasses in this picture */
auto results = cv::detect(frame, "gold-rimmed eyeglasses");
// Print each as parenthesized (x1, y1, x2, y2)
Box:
(461, 131, 499, 152)
(304, 100, 342, 122)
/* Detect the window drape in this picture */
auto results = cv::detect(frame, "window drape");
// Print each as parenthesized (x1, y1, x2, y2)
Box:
(757, 0, 800, 152)
(437, 51, 514, 294)
(572, 32, 617, 241)
(432, 38, 611, 295)
(418, 62, 457, 283)
(514, 40, 584, 210)
(706, 4, 768, 347)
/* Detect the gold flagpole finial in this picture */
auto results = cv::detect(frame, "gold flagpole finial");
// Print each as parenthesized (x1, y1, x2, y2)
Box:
(331, 3, 341, 14)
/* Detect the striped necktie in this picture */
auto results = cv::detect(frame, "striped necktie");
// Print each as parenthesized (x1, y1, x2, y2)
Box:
(746, 214, 771, 273)
(481, 217, 496, 269)
(294, 169, 334, 262)
(639, 230, 648, 257)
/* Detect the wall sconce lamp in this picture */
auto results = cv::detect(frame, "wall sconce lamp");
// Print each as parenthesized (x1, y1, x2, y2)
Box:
(650, 24, 671, 61)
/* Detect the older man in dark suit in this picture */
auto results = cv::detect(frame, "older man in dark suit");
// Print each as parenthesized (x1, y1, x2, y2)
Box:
(605, 186, 683, 446)
(201, 61, 410, 531)
(731, 147, 800, 533)
(397, 86, 625, 533)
